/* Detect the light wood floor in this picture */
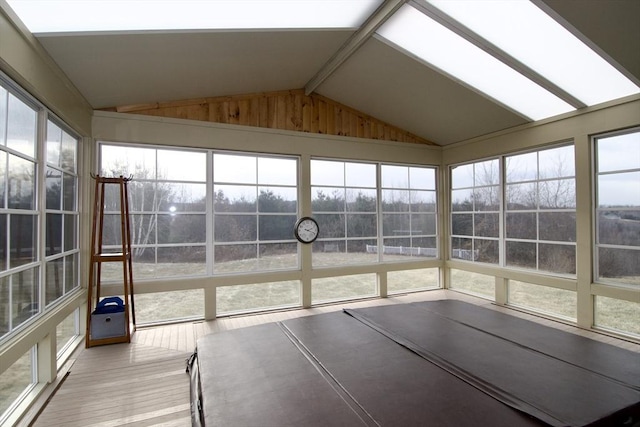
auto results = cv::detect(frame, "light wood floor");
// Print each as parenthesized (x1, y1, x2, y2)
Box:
(24, 290, 640, 427)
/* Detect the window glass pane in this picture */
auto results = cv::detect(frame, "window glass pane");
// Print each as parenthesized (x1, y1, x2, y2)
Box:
(11, 268, 39, 329)
(60, 129, 77, 173)
(0, 348, 34, 416)
(539, 243, 575, 275)
(312, 187, 344, 211)
(214, 185, 256, 212)
(450, 269, 494, 299)
(539, 212, 576, 242)
(506, 241, 536, 269)
(311, 240, 345, 266)
(0, 87, 6, 145)
(64, 213, 76, 252)
(46, 120, 62, 166)
(539, 178, 575, 209)
(214, 244, 257, 274)
(0, 151, 6, 208)
(258, 187, 297, 213)
(409, 167, 435, 190)
(476, 239, 499, 264)
(312, 273, 377, 304)
(8, 154, 35, 209)
(10, 214, 36, 267)
(451, 237, 473, 260)
(539, 145, 574, 179)
(62, 173, 76, 211)
(46, 258, 64, 305)
(451, 189, 473, 211)
(346, 189, 376, 212)
(131, 248, 155, 280)
(506, 151, 537, 182)
(474, 213, 499, 238)
(46, 213, 62, 256)
(101, 145, 156, 178)
(381, 164, 407, 188)
(474, 159, 499, 186)
(215, 215, 256, 242)
(258, 157, 297, 185)
(258, 215, 297, 240)
(45, 168, 62, 210)
(383, 213, 410, 237)
(158, 183, 206, 212)
(410, 190, 436, 212)
(56, 310, 78, 356)
(382, 189, 410, 212)
(598, 210, 640, 246)
(597, 132, 640, 173)
(215, 154, 256, 183)
(346, 214, 377, 238)
(0, 214, 6, 271)
(258, 243, 297, 270)
(311, 159, 344, 186)
(506, 182, 537, 210)
(64, 253, 78, 293)
(411, 213, 436, 236)
(598, 172, 640, 208)
(451, 213, 472, 236)
(7, 93, 36, 158)
(388, 268, 438, 294)
(345, 162, 376, 187)
(506, 212, 537, 240)
(126, 181, 158, 212)
(315, 214, 345, 239)
(473, 186, 499, 211)
(598, 247, 640, 286)
(508, 281, 576, 320)
(157, 214, 206, 244)
(136, 289, 204, 324)
(451, 163, 474, 188)
(217, 282, 299, 316)
(595, 296, 640, 336)
(157, 246, 206, 277)
(157, 149, 205, 181)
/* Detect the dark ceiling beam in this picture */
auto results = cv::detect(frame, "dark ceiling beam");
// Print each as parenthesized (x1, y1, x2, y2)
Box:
(304, 0, 407, 96)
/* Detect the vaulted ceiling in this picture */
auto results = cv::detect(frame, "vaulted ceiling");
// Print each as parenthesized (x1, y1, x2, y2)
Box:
(4, 0, 639, 146)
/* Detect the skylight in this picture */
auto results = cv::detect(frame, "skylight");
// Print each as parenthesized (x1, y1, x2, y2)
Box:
(424, 0, 639, 107)
(6, 0, 383, 33)
(376, 5, 575, 121)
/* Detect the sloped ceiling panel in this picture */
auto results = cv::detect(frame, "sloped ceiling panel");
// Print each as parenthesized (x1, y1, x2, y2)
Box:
(316, 38, 528, 145)
(38, 30, 354, 109)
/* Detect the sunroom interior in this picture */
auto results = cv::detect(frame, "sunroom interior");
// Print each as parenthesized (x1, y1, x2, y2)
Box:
(1, 0, 639, 425)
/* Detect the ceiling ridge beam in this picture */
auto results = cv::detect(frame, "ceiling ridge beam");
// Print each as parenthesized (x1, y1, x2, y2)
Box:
(409, 0, 587, 110)
(304, 0, 407, 96)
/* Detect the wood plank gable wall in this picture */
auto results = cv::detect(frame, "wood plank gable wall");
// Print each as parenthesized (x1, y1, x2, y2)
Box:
(101, 89, 436, 145)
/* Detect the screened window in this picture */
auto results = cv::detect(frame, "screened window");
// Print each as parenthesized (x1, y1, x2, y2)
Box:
(381, 165, 437, 260)
(100, 145, 208, 279)
(1, 85, 40, 338)
(505, 145, 576, 275)
(213, 153, 298, 273)
(451, 159, 500, 264)
(311, 159, 377, 267)
(45, 119, 79, 306)
(594, 129, 640, 286)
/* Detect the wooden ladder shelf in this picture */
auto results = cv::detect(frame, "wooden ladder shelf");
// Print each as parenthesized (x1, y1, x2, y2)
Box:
(86, 175, 136, 348)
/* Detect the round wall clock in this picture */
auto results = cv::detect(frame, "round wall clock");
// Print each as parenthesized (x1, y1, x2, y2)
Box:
(294, 216, 319, 244)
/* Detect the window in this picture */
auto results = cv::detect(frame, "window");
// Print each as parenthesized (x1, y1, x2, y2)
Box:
(451, 159, 500, 264)
(594, 129, 640, 286)
(381, 165, 437, 260)
(311, 159, 378, 266)
(213, 153, 298, 273)
(505, 145, 576, 275)
(1, 78, 81, 341)
(1, 85, 40, 338)
(100, 145, 208, 279)
(0, 347, 36, 422)
(45, 119, 79, 306)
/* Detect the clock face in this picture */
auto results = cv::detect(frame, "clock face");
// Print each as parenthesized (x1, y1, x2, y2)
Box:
(295, 217, 319, 243)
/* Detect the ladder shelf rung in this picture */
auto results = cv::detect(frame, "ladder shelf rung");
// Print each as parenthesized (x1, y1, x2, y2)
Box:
(92, 252, 130, 262)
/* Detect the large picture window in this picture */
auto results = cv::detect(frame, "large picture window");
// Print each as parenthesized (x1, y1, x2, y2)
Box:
(311, 159, 378, 267)
(505, 145, 576, 274)
(451, 159, 500, 264)
(213, 153, 298, 273)
(100, 145, 208, 279)
(594, 129, 640, 286)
